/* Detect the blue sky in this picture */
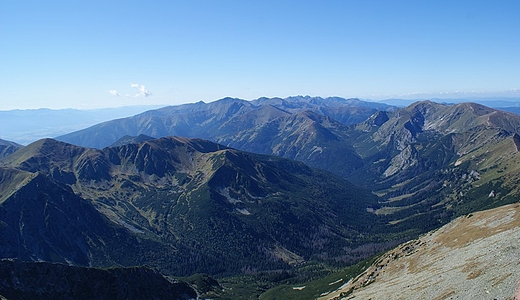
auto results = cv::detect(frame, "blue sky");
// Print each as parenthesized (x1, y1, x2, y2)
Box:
(1, 1, 519, 109)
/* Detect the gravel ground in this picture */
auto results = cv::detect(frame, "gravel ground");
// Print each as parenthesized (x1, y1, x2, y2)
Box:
(321, 203, 520, 300)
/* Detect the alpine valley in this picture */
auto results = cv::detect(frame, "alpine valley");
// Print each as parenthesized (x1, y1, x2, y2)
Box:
(1, 96, 520, 299)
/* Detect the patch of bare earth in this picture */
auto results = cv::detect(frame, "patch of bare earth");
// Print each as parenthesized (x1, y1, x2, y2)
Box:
(322, 203, 520, 300)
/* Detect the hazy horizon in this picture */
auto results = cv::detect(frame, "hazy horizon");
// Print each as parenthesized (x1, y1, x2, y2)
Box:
(2, 93, 520, 111)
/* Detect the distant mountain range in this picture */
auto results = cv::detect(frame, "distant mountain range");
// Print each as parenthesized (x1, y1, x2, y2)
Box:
(375, 97, 520, 108)
(3, 96, 519, 146)
(56, 96, 394, 149)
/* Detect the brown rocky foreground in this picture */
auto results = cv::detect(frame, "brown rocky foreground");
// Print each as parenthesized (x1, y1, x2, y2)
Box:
(321, 203, 520, 300)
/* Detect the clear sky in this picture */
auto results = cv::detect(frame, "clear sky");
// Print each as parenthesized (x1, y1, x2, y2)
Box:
(1, 0, 519, 110)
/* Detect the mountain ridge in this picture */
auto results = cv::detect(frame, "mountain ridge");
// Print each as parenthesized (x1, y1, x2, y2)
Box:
(56, 96, 393, 149)
(0, 136, 390, 276)
(3, 99, 520, 297)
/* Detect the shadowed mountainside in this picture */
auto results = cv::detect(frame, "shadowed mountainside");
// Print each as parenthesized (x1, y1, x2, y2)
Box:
(0, 259, 197, 300)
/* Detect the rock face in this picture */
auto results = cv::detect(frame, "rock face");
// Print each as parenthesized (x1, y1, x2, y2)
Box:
(322, 203, 520, 299)
(0, 259, 197, 300)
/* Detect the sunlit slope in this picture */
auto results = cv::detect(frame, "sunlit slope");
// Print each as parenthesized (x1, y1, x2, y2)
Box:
(322, 203, 520, 299)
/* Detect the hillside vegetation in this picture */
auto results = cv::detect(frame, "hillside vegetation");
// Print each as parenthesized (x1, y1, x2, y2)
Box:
(0, 137, 391, 276)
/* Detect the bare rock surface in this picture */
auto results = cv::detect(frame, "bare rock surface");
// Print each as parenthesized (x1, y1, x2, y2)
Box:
(322, 203, 520, 300)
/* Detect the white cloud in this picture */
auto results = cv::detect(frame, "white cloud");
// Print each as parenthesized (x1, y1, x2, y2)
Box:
(108, 89, 120, 96)
(130, 83, 153, 97)
(108, 84, 153, 98)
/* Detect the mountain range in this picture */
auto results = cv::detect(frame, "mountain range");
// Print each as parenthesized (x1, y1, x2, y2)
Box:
(56, 96, 394, 149)
(2, 96, 520, 298)
(58, 98, 520, 233)
(0, 136, 395, 277)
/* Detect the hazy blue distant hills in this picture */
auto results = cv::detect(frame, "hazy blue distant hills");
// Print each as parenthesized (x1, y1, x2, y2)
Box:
(377, 97, 520, 108)
(0, 136, 390, 276)
(498, 106, 520, 115)
(0, 105, 163, 145)
(56, 96, 394, 149)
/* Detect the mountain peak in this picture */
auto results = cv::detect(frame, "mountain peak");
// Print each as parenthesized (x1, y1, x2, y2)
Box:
(1, 139, 87, 174)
